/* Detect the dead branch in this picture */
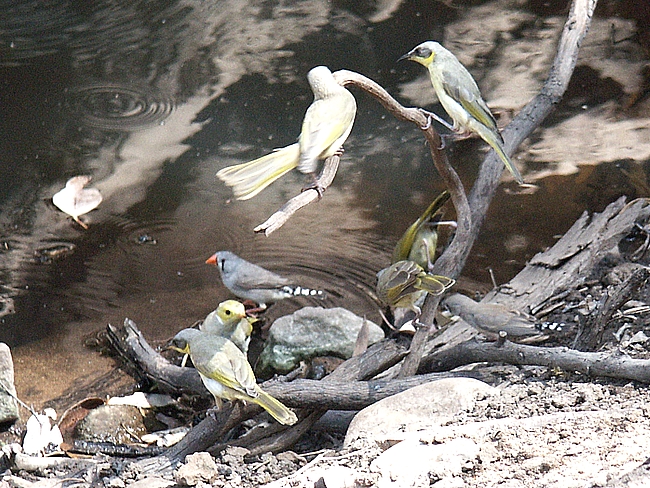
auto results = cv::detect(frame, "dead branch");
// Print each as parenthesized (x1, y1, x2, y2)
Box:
(421, 336, 650, 384)
(486, 197, 650, 308)
(254, 154, 341, 235)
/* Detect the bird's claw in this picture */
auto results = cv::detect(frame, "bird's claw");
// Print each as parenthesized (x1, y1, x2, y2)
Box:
(302, 179, 325, 199)
(421, 115, 432, 131)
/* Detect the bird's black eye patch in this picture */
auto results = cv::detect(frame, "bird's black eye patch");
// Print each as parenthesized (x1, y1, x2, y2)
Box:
(220, 259, 225, 271)
(225, 309, 232, 315)
(416, 47, 432, 58)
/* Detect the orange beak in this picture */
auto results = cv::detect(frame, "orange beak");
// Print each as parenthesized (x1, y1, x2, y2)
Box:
(205, 254, 217, 265)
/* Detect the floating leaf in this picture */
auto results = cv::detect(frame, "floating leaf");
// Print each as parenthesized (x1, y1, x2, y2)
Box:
(52, 175, 102, 229)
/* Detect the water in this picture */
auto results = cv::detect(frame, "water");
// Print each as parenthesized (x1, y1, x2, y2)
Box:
(1, 0, 649, 406)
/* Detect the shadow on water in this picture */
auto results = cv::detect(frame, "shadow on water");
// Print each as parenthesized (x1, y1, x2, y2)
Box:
(0, 0, 649, 405)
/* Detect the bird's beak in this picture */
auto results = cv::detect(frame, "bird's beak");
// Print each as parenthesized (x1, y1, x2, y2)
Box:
(205, 254, 217, 265)
(397, 51, 413, 63)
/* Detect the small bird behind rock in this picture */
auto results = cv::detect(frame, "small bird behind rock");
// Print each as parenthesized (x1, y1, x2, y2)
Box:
(400, 41, 524, 184)
(206, 250, 324, 309)
(200, 300, 254, 354)
(443, 293, 562, 343)
(169, 328, 298, 425)
(376, 260, 455, 316)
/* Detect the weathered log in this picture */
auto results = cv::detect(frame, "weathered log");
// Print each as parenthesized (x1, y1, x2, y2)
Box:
(485, 197, 650, 309)
(421, 337, 650, 383)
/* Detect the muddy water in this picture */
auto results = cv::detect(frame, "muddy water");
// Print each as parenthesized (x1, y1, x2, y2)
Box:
(1, 0, 649, 408)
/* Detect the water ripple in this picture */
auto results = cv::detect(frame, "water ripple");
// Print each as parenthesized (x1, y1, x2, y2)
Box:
(66, 84, 176, 131)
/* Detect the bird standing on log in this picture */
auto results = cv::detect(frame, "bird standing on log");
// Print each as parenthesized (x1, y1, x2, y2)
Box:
(170, 328, 298, 425)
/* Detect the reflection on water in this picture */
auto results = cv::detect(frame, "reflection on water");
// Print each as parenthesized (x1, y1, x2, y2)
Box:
(0, 0, 649, 406)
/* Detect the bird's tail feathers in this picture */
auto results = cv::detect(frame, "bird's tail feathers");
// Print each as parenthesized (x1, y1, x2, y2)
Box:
(476, 127, 524, 185)
(281, 285, 325, 300)
(253, 389, 298, 425)
(216, 144, 300, 200)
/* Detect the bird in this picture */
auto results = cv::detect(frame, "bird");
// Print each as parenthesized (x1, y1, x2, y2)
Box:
(376, 260, 455, 315)
(169, 328, 298, 425)
(443, 293, 562, 343)
(392, 190, 451, 270)
(399, 41, 524, 184)
(200, 300, 254, 354)
(206, 250, 324, 309)
(216, 65, 357, 200)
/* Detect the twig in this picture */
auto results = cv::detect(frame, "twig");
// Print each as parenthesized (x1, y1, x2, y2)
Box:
(254, 154, 341, 235)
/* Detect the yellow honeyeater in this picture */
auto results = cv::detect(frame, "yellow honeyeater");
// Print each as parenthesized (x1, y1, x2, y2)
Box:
(170, 328, 298, 425)
(216, 65, 357, 200)
(200, 300, 253, 354)
(400, 41, 524, 184)
(392, 190, 451, 269)
(376, 260, 455, 315)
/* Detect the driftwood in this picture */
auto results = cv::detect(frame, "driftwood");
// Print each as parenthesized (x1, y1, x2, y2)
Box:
(485, 198, 650, 309)
(422, 337, 650, 383)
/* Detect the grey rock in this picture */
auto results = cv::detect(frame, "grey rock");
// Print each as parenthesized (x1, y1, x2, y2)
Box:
(0, 343, 19, 424)
(257, 307, 384, 375)
(345, 377, 497, 447)
(74, 404, 147, 444)
(176, 452, 219, 486)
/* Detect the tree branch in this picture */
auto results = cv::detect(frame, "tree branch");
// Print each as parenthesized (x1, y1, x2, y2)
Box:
(254, 154, 341, 236)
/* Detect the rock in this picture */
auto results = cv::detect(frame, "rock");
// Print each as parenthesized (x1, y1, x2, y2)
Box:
(176, 452, 219, 486)
(22, 409, 63, 455)
(73, 405, 147, 444)
(128, 477, 176, 488)
(0, 343, 19, 424)
(345, 377, 497, 446)
(370, 437, 479, 487)
(257, 307, 384, 375)
(264, 465, 367, 488)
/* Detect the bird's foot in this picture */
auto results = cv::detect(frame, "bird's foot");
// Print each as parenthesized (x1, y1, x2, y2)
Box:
(418, 109, 455, 132)
(243, 300, 266, 316)
(301, 175, 325, 199)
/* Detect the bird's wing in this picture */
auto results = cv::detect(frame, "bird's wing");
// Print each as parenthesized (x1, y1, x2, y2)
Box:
(415, 274, 455, 295)
(299, 93, 356, 170)
(235, 264, 290, 289)
(197, 345, 258, 398)
(440, 69, 499, 133)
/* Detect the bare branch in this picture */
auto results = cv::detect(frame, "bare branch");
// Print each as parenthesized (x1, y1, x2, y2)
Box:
(254, 154, 341, 236)
(421, 337, 650, 384)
